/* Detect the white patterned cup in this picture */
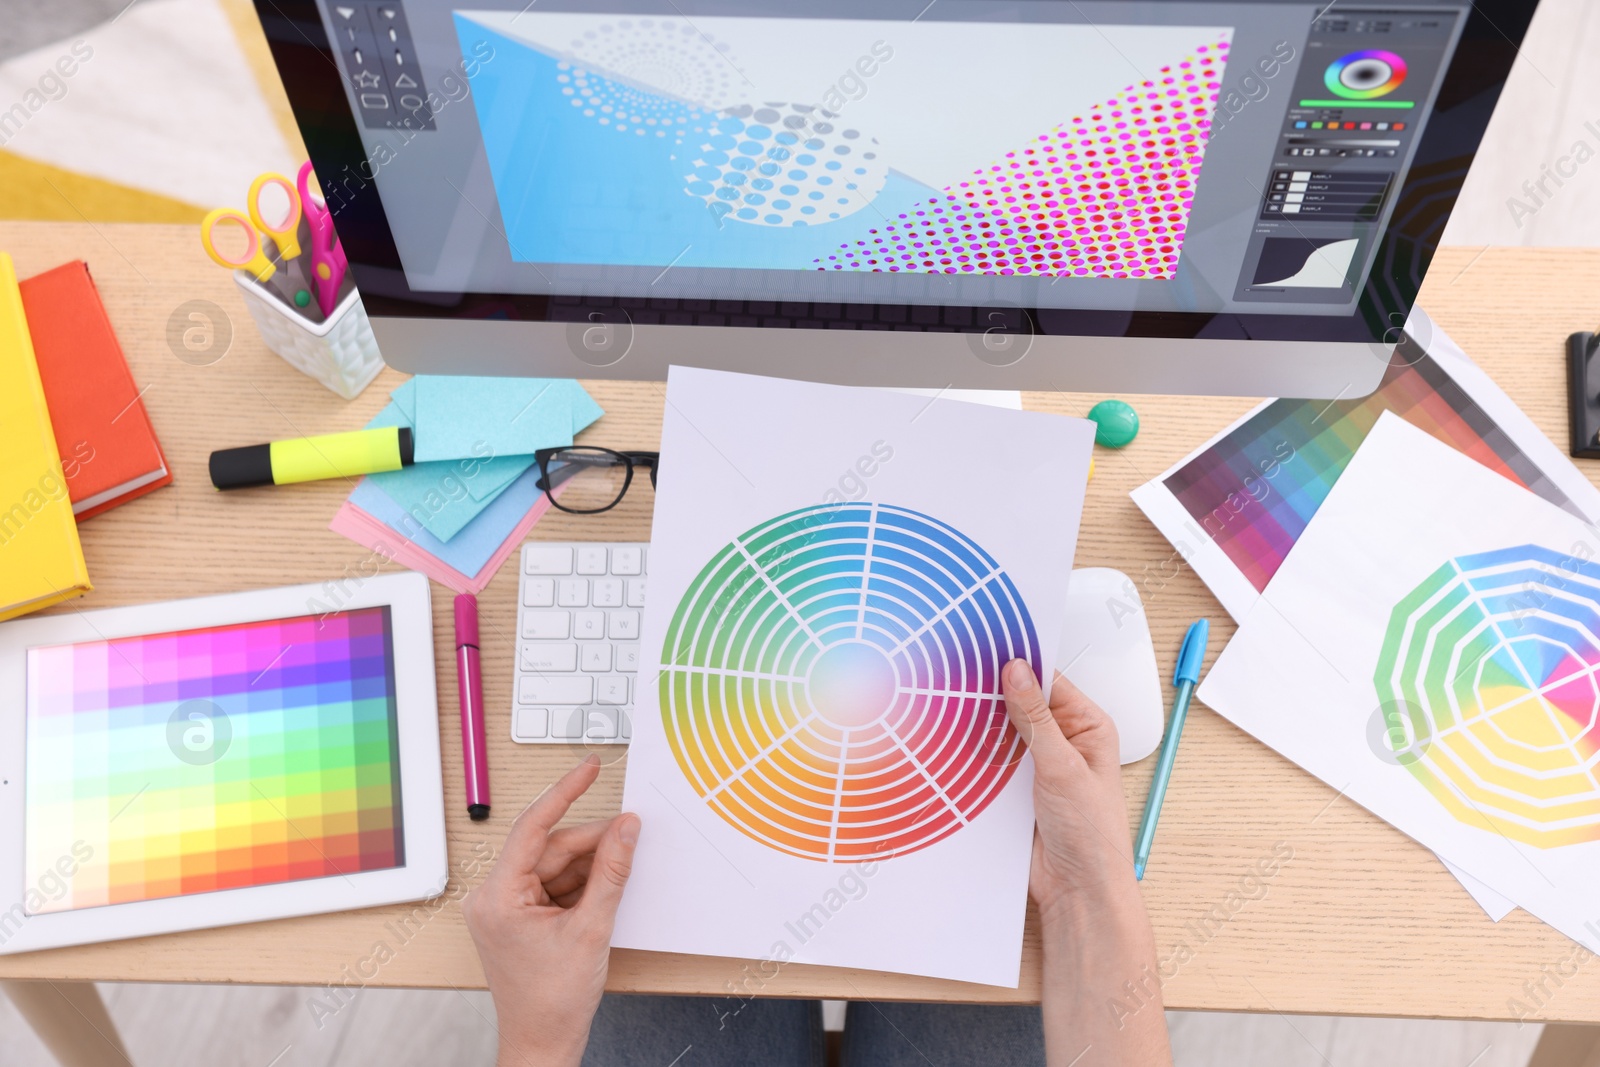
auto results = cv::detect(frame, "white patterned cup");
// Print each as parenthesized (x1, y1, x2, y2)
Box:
(232, 271, 383, 400)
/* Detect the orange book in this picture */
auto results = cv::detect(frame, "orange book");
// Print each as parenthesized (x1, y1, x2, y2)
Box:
(20, 261, 171, 519)
(0, 251, 90, 620)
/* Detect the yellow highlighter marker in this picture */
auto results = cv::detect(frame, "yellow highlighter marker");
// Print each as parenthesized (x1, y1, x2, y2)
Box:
(209, 426, 414, 489)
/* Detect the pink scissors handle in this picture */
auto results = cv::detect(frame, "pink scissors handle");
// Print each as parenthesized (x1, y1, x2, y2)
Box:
(297, 160, 347, 316)
(296, 160, 331, 232)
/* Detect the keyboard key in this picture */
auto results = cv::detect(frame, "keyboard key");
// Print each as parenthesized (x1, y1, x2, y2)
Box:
(525, 545, 573, 575)
(521, 643, 577, 672)
(586, 707, 621, 739)
(513, 708, 549, 740)
(521, 611, 571, 640)
(582, 643, 613, 672)
(551, 707, 586, 739)
(522, 578, 555, 608)
(512, 541, 647, 747)
(519, 676, 594, 704)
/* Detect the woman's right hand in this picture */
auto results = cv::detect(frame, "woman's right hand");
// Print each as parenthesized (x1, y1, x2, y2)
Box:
(1000, 660, 1139, 919)
(1001, 660, 1173, 1067)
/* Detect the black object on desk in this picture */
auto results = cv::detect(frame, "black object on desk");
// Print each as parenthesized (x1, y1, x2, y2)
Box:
(1567, 331, 1600, 459)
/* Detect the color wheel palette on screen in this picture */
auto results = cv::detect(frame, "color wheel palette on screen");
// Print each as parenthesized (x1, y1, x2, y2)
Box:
(1375, 545, 1600, 847)
(1324, 49, 1407, 99)
(658, 503, 1038, 862)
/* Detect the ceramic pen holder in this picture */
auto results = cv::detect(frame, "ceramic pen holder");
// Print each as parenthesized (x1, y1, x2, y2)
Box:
(232, 270, 383, 400)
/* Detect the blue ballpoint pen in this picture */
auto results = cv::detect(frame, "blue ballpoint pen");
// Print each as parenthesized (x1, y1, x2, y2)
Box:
(1133, 618, 1211, 881)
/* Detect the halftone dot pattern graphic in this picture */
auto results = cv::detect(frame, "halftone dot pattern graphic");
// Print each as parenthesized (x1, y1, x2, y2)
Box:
(563, 18, 736, 113)
(557, 61, 706, 138)
(1375, 545, 1600, 848)
(815, 35, 1230, 277)
(659, 503, 1039, 862)
(680, 103, 888, 227)
(556, 18, 737, 141)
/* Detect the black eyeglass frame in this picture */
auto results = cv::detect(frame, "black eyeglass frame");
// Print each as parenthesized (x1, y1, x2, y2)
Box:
(534, 447, 660, 514)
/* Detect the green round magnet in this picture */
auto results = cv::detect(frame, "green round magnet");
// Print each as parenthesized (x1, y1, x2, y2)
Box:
(1088, 399, 1139, 448)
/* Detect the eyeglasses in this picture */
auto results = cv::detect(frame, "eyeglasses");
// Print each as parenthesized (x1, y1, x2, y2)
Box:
(534, 446, 659, 514)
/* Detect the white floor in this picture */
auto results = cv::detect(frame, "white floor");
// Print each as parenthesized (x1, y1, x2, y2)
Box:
(0, 983, 1550, 1066)
(0, 984, 503, 1067)
(2, 1, 1598, 1064)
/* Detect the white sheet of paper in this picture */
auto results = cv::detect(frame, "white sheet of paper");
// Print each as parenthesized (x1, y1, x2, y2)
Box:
(1441, 858, 1515, 922)
(1132, 315, 1600, 623)
(1200, 413, 1600, 945)
(1132, 316, 1598, 921)
(612, 367, 1094, 987)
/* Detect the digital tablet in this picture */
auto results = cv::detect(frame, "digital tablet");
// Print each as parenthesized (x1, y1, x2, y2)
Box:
(0, 572, 446, 955)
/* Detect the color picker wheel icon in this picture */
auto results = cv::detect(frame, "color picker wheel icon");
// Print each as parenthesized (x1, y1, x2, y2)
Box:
(658, 503, 1039, 862)
(1323, 49, 1407, 100)
(1374, 544, 1600, 847)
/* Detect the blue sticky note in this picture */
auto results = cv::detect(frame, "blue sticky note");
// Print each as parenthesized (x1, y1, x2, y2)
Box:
(363, 399, 522, 542)
(413, 376, 574, 463)
(391, 377, 418, 422)
(460, 380, 604, 500)
(350, 464, 548, 579)
(385, 377, 533, 503)
(564, 379, 605, 434)
(463, 453, 536, 502)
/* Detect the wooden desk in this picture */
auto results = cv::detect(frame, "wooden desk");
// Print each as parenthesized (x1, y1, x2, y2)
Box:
(2, 223, 1600, 1055)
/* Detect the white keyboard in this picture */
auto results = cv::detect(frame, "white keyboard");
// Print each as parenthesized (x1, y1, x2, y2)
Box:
(512, 542, 646, 744)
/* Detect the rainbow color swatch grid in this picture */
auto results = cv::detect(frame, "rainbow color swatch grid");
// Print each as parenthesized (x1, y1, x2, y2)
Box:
(1375, 545, 1600, 848)
(1163, 350, 1582, 593)
(24, 608, 404, 914)
(659, 503, 1039, 863)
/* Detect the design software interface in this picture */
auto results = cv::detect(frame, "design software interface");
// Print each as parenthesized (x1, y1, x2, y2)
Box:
(314, 1, 1468, 319)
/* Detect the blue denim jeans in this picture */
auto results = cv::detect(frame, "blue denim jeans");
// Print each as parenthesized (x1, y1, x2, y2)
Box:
(579, 994, 1045, 1066)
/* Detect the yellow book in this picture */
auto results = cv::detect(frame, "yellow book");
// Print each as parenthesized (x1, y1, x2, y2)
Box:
(0, 251, 90, 620)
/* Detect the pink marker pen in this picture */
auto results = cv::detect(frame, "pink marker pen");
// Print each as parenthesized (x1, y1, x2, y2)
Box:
(455, 594, 491, 821)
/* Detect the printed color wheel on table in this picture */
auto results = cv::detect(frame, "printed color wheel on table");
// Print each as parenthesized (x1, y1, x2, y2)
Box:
(659, 503, 1040, 862)
(1375, 544, 1600, 847)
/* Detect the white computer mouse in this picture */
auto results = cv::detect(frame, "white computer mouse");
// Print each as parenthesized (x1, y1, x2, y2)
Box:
(1056, 567, 1165, 763)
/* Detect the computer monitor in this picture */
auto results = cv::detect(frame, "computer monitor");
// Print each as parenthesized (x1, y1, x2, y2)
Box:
(256, 0, 1535, 397)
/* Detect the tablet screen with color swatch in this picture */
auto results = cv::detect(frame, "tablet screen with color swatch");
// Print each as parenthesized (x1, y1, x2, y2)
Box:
(23, 608, 405, 914)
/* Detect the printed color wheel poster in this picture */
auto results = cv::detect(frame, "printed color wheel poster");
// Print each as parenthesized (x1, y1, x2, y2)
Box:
(1201, 413, 1600, 951)
(612, 368, 1094, 986)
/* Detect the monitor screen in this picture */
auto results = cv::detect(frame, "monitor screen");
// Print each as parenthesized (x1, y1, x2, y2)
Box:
(23, 609, 405, 914)
(262, 0, 1527, 348)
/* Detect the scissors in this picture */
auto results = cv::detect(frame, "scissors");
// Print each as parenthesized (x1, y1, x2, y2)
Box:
(199, 207, 279, 283)
(297, 160, 348, 317)
(199, 171, 305, 287)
